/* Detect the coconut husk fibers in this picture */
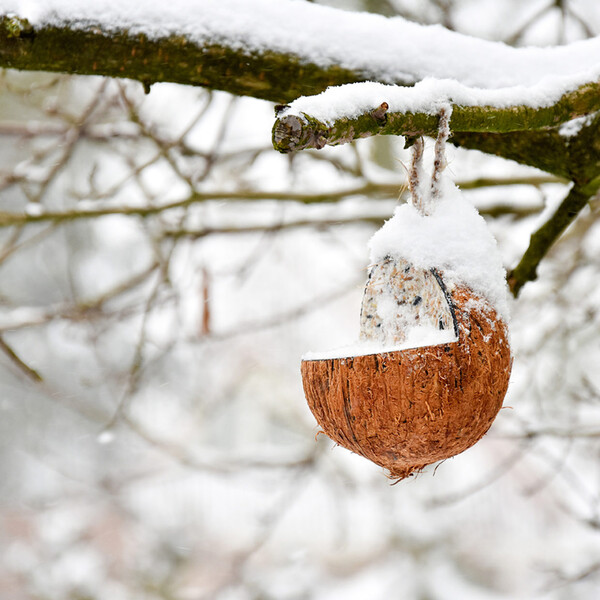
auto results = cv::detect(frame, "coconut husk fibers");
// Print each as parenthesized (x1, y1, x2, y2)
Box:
(301, 285, 512, 480)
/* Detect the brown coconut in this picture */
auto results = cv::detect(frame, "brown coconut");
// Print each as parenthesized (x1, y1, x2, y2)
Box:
(301, 262, 512, 480)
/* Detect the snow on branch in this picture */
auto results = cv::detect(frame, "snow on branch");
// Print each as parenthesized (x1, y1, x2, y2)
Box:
(2, 0, 600, 104)
(272, 79, 600, 153)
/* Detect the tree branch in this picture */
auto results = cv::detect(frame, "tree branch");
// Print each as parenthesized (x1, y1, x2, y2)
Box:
(162, 202, 543, 240)
(0, 176, 555, 229)
(0, 334, 43, 382)
(4, 3, 599, 299)
(452, 110, 600, 185)
(3, 2, 600, 109)
(450, 129, 572, 179)
(272, 92, 600, 297)
(272, 83, 600, 154)
(508, 186, 592, 296)
(0, 14, 392, 104)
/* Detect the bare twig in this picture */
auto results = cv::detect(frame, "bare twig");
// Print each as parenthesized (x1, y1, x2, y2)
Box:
(0, 334, 43, 382)
(509, 185, 592, 296)
(0, 262, 159, 333)
(427, 440, 531, 508)
(122, 413, 317, 475)
(201, 277, 362, 342)
(0, 175, 561, 229)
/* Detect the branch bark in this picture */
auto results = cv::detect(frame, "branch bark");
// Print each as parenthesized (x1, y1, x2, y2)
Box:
(450, 130, 572, 179)
(508, 186, 592, 296)
(3, 8, 600, 176)
(272, 83, 600, 155)
(0, 15, 390, 104)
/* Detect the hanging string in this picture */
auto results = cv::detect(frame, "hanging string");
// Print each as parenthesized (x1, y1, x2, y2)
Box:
(430, 104, 453, 201)
(407, 104, 453, 217)
(408, 136, 425, 215)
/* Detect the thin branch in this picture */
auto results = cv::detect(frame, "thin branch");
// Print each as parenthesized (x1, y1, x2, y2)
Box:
(0, 120, 141, 140)
(205, 466, 315, 599)
(427, 440, 531, 508)
(272, 80, 600, 153)
(0, 261, 159, 333)
(163, 203, 543, 242)
(0, 334, 43, 382)
(567, 4, 597, 39)
(458, 175, 563, 189)
(122, 413, 317, 475)
(28, 80, 110, 205)
(202, 277, 361, 342)
(101, 255, 171, 431)
(504, 1, 554, 45)
(502, 427, 600, 439)
(548, 561, 600, 589)
(0, 175, 561, 228)
(0, 224, 59, 266)
(163, 217, 386, 240)
(509, 185, 592, 296)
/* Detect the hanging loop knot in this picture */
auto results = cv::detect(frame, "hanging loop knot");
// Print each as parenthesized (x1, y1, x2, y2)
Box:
(407, 104, 453, 216)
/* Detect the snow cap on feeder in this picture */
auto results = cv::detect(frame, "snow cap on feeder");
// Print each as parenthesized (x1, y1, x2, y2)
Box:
(301, 105, 512, 480)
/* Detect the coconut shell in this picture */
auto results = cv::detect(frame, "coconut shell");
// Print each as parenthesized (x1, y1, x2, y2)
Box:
(301, 284, 512, 480)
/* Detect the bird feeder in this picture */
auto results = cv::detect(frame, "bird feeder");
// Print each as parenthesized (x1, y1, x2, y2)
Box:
(301, 109, 512, 479)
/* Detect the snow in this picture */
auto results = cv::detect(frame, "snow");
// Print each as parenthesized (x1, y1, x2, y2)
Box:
(96, 430, 115, 445)
(6, 0, 600, 108)
(559, 112, 597, 137)
(369, 178, 509, 320)
(284, 75, 596, 125)
(303, 325, 456, 360)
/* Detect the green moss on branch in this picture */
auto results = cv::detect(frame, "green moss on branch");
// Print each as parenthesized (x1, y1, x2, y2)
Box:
(450, 130, 572, 179)
(509, 186, 591, 296)
(273, 83, 600, 153)
(0, 16, 396, 103)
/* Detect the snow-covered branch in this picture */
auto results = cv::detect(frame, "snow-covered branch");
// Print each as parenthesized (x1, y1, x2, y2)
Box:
(2, 0, 600, 105)
(0, 13, 363, 104)
(272, 80, 600, 153)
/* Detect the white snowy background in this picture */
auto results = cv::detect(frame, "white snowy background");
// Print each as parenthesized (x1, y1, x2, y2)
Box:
(1, 1, 600, 599)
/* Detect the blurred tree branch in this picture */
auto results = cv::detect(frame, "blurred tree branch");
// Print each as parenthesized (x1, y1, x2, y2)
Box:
(0, 334, 43, 382)
(0, 176, 560, 228)
(508, 185, 592, 295)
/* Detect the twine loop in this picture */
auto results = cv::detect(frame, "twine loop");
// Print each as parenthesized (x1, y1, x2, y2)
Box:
(407, 105, 453, 216)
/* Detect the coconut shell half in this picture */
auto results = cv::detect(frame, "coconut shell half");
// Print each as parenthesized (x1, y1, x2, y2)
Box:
(301, 284, 512, 480)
